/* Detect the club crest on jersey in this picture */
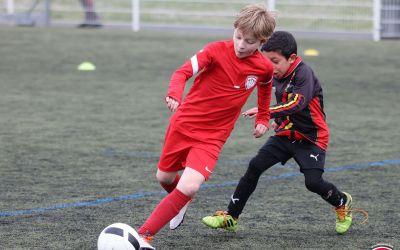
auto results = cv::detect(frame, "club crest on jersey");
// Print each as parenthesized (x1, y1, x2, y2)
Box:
(245, 75, 258, 90)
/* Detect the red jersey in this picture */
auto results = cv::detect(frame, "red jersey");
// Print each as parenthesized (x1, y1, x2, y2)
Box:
(167, 40, 274, 143)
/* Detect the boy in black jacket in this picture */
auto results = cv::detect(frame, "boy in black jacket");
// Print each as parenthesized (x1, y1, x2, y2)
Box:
(202, 31, 367, 235)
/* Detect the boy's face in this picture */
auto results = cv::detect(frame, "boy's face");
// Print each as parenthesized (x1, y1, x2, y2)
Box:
(262, 51, 297, 79)
(233, 28, 263, 59)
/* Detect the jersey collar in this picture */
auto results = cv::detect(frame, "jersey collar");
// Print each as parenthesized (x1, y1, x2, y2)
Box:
(281, 56, 302, 79)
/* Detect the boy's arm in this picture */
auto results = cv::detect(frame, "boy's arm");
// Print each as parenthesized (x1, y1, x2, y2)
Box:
(167, 60, 194, 104)
(253, 81, 272, 138)
(255, 81, 273, 128)
(269, 93, 306, 118)
(167, 46, 213, 104)
(270, 70, 314, 118)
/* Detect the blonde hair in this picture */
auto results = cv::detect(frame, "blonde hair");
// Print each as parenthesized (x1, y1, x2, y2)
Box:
(234, 3, 276, 42)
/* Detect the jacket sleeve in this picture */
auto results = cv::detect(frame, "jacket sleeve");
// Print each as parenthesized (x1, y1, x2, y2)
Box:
(255, 77, 273, 128)
(167, 43, 214, 103)
(270, 67, 315, 118)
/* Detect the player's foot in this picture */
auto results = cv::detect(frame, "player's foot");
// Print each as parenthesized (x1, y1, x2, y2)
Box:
(334, 192, 369, 234)
(139, 234, 156, 250)
(335, 192, 353, 234)
(202, 211, 238, 232)
(77, 21, 102, 28)
(169, 201, 190, 230)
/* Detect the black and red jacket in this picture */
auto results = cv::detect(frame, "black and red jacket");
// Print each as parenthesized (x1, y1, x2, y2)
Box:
(270, 57, 329, 150)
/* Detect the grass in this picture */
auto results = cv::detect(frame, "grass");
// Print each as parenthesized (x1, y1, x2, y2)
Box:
(0, 26, 399, 249)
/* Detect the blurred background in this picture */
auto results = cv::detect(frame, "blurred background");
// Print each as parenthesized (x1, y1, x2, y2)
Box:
(1, 0, 400, 40)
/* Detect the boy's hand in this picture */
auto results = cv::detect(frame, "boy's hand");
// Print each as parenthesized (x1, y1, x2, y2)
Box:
(165, 96, 179, 112)
(272, 121, 278, 131)
(253, 123, 269, 138)
(242, 107, 258, 118)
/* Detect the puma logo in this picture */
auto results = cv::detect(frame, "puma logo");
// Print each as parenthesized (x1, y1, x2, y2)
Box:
(310, 154, 319, 161)
(231, 195, 239, 204)
(324, 190, 333, 200)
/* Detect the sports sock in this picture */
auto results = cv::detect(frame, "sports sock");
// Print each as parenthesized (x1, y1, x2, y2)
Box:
(227, 175, 259, 219)
(138, 188, 191, 236)
(227, 150, 279, 219)
(336, 192, 347, 207)
(303, 169, 346, 207)
(323, 189, 347, 207)
(160, 174, 180, 193)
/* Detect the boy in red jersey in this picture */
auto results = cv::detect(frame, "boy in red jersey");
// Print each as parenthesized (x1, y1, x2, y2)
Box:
(134, 4, 276, 249)
(202, 31, 367, 235)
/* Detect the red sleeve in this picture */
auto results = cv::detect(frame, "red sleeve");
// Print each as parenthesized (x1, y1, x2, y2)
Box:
(167, 43, 214, 103)
(255, 79, 273, 128)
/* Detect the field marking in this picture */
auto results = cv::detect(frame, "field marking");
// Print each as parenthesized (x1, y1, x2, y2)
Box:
(1, 159, 399, 217)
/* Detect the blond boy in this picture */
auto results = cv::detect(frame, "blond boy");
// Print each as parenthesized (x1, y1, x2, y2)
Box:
(134, 4, 276, 249)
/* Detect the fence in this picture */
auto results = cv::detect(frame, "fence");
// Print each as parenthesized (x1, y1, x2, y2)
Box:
(381, 0, 400, 38)
(0, 0, 399, 40)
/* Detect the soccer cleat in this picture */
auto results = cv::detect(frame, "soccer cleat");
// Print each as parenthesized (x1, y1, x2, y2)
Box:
(335, 192, 353, 234)
(169, 201, 190, 230)
(334, 192, 369, 235)
(139, 234, 156, 250)
(202, 211, 238, 232)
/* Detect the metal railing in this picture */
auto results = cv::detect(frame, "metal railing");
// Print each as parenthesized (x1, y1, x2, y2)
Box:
(1, 0, 399, 40)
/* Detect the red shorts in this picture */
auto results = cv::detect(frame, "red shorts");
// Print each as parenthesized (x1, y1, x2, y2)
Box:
(158, 125, 223, 180)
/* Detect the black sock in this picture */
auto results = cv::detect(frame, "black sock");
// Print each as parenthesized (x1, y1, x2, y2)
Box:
(227, 175, 260, 219)
(336, 192, 347, 207)
(323, 189, 347, 207)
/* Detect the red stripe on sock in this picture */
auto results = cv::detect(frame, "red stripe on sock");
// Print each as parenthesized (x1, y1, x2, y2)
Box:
(138, 189, 191, 236)
(160, 174, 180, 193)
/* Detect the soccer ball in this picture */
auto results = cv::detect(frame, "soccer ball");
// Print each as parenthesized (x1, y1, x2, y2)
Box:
(97, 223, 141, 250)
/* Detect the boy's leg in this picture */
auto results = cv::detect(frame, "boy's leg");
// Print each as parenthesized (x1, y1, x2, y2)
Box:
(157, 125, 190, 193)
(138, 168, 204, 236)
(293, 142, 346, 206)
(227, 149, 281, 218)
(169, 145, 219, 230)
(302, 168, 353, 234)
(228, 137, 289, 218)
(302, 169, 346, 207)
(203, 136, 289, 231)
(156, 169, 186, 229)
(295, 142, 353, 234)
(146, 126, 190, 232)
(139, 144, 217, 236)
(156, 169, 180, 193)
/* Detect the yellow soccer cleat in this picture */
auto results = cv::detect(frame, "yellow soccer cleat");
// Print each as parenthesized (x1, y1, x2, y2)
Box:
(202, 211, 238, 232)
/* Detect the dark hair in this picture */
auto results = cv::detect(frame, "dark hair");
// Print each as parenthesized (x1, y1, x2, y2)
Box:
(261, 31, 297, 59)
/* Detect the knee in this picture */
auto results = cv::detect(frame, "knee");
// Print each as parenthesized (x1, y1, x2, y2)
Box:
(156, 170, 175, 184)
(177, 180, 201, 197)
(304, 177, 322, 193)
(246, 156, 264, 180)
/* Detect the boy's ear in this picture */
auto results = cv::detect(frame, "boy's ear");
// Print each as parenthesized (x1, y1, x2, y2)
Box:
(288, 54, 298, 64)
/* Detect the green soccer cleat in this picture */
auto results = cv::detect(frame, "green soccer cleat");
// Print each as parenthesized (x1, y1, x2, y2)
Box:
(335, 192, 353, 234)
(202, 211, 238, 232)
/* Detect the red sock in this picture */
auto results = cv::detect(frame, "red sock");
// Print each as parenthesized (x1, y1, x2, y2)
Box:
(160, 174, 180, 193)
(138, 189, 191, 236)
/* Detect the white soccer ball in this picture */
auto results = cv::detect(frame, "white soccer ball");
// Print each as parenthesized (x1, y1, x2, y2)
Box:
(97, 223, 141, 250)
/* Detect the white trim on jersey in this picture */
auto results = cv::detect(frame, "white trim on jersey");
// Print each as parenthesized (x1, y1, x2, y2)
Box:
(267, 75, 274, 84)
(190, 55, 199, 75)
(261, 76, 274, 85)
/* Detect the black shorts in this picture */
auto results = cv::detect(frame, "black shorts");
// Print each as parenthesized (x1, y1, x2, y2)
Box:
(259, 135, 326, 172)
